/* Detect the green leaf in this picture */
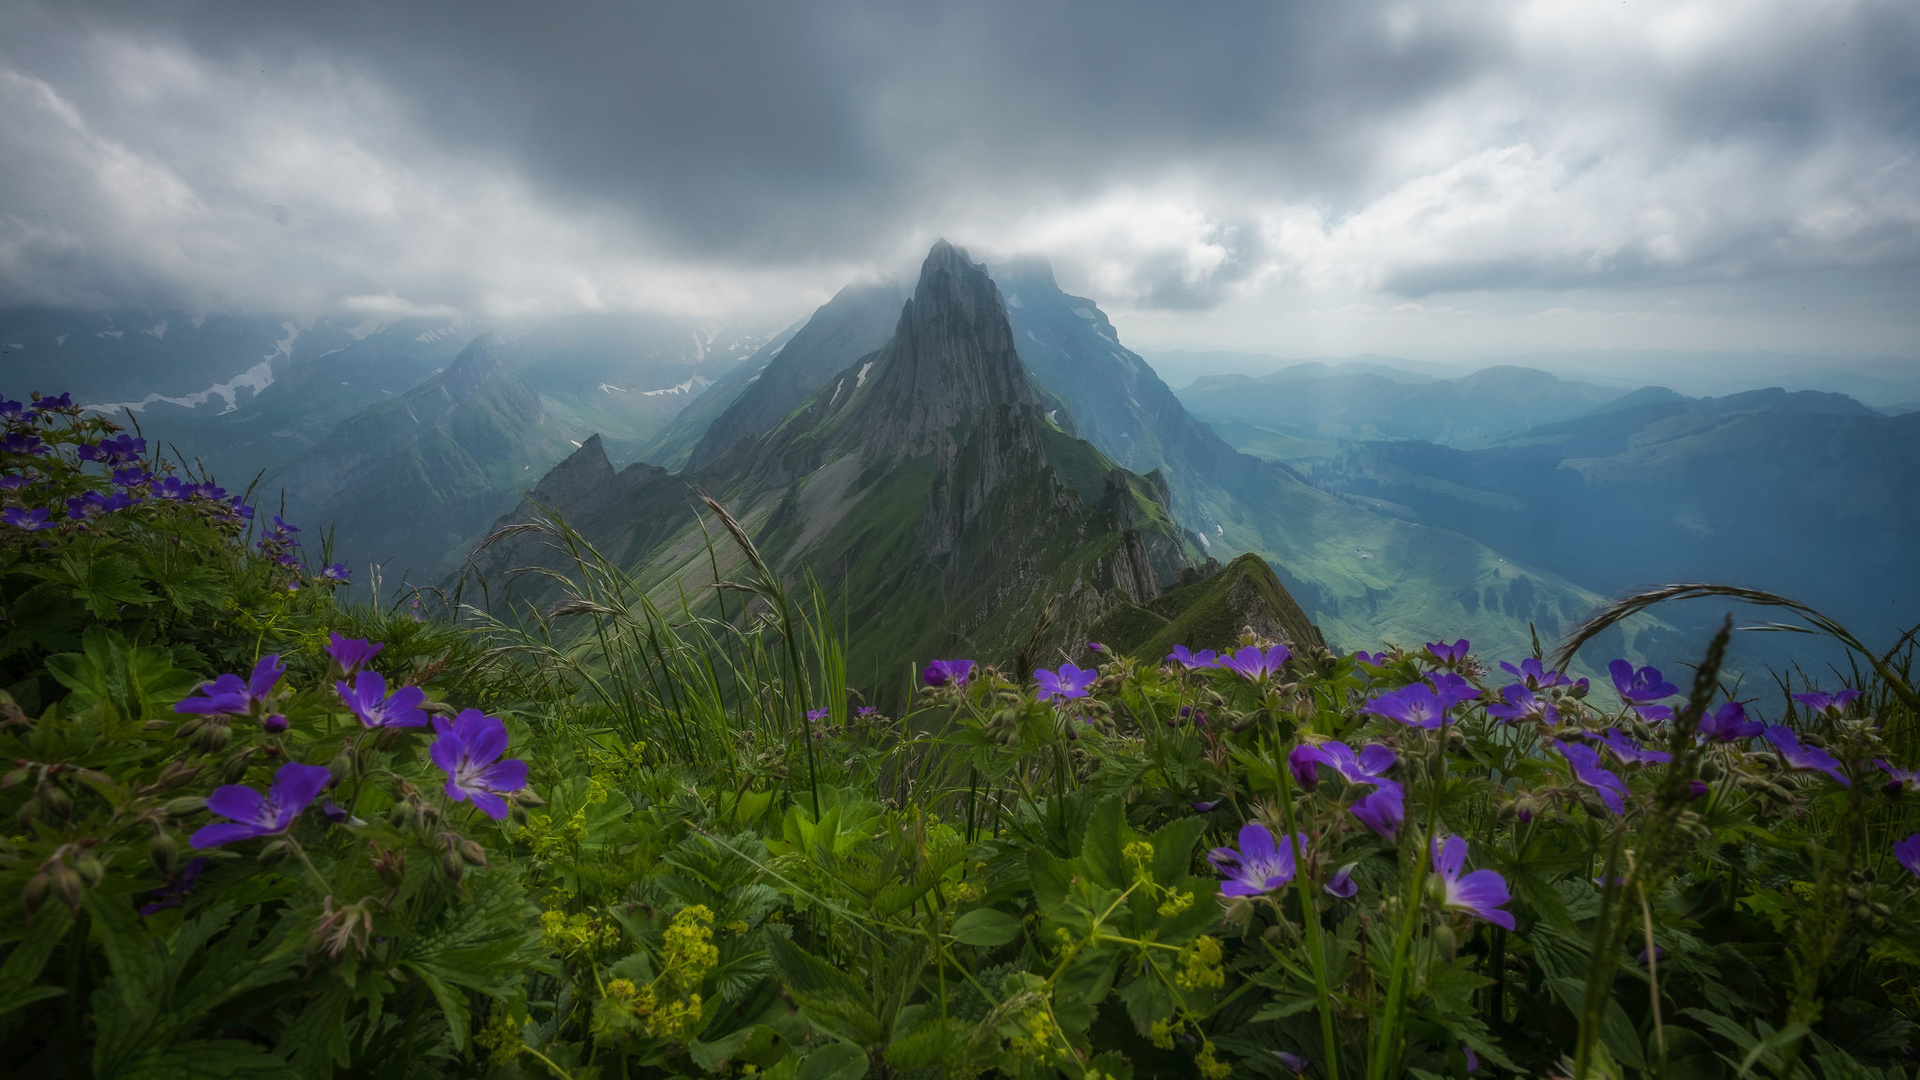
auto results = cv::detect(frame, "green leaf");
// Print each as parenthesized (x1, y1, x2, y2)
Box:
(949, 909, 1022, 948)
(0, 902, 74, 1016)
(795, 1041, 869, 1080)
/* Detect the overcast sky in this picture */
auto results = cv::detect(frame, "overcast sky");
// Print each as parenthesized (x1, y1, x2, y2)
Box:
(2, 0, 1917, 360)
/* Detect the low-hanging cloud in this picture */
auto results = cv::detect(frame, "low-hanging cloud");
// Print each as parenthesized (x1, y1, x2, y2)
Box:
(0, 0, 1915, 351)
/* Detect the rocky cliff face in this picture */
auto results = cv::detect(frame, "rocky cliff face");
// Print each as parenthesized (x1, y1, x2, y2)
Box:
(466, 242, 1199, 689)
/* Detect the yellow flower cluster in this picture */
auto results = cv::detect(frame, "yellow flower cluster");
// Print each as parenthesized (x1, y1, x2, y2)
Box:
(521, 807, 590, 859)
(1007, 1008, 1063, 1063)
(1195, 1038, 1232, 1079)
(474, 1007, 525, 1064)
(1157, 888, 1195, 918)
(1175, 935, 1225, 992)
(662, 904, 720, 994)
(540, 909, 619, 957)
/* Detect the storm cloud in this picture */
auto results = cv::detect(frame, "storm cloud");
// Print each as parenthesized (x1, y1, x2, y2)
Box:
(2, 0, 1916, 354)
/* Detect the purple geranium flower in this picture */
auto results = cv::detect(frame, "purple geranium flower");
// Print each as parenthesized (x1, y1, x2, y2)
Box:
(1208, 823, 1305, 897)
(1896, 834, 1920, 880)
(37, 393, 72, 409)
(174, 655, 284, 717)
(1874, 759, 1920, 794)
(1218, 644, 1291, 682)
(1429, 672, 1481, 709)
(1353, 650, 1389, 667)
(1426, 639, 1470, 665)
(1325, 864, 1358, 899)
(320, 563, 350, 583)
(1699, 701, 1763, 742)
(805, 708, 829, 721)
(1431, 834, 1516, 929)
(1609, 660, 1677, 705)
(335, 670, 428, 729)
(78, 433, 146, 465)
(1486, 683, 1560, 725)
(111, 466, 150, 487)
(1793, 689, 1863, 716)
(1034, 663, 1096, 702)
(1500, 657, 1572, 689)
(1763, 726, 1849, 785)
(325, 632, 384, 674)
(429, 709, 528, 820)
(1165, 644, 1220, 670)
(1275, 1051, 1309, 1076)
(1585, 727, 1673, 767)
(922, 659, 975, 688)
(139, 857, 208, 916)
(152, 476, 192, 500)
(0, 433, 47, 456)
(1352, 781, 1405, 839)
(1191, 800, 1221, 812)
(3, 507, 53, 531)
(1289, 740, 1396, 788)
(1553, 739, 1630, 814)
(1364, 676, 1476, 729)
(190, 761, 331, 848)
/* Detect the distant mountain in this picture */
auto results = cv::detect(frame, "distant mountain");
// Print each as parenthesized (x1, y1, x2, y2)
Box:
(1222, 387, 1920, 670)
(1176, 363, 1627, 446)
(469, 242, 1219, 690)
(0, 309, 309, 405)
(271, 335, 579, 585)
(992, 260, 1647, 667)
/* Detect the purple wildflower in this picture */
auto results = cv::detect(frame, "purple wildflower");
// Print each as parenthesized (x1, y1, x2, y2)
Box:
(1034, 663, 1096, 702)
(1552, 739, 1630, 814)
(320, 563, 350, 583)
(921, 659, 975, 688)
(1087, 641, 1105, 654)
(335, 670, 428, 729)
(1275, 1051, 1309, 1076)
(78, 433, 146, 465)
(856, 705, 877, 717)
(139, 857, 208, 916)
(1633, 704, 1677, 724)
(262, 713, 288, 735)
(1351, 781, 1405, 839)
(174, 655, 284, 717)
(1165, 644, 1221, 670)
(1500, 658, 1572, 690)
(1290, 740, 1396, 788)
(1699, 701, 1763, 742)
(806, 708, 829, 721)
(429, 709, 528, 820)
(1218, 644, 1291, 682)
(1208, 823, 1305, 897)
(1486, 683, 1559, 725)
(322, 799, 351, 825)
(1688, 780, 1710, 799)
(325, 632, 384, 674)
(4, 507, 52, 531)
(0, 473, 28, 490)
(1896, 834, 1920, 880)
(1362, 677, 1476, 729)
(111, 466, 151, 487)
(0, 433, 47, 456)
(1793, 689, 1863, 716)
(0, 398, 30, 423)
(1609, 660, 1677, 705)
(1353, 650, 1389, 667)
(1763, 727, 1849, 785)
(152, 476, 192, 500)
(1426, 639, 1470, 665)
(1325, 865, 1358, 899)
(1191, 800, 1221, 812)
(190, 761, 331, 848)
(1431, 834, 1516, 929)
(272, 515, 300, 534)
(1585, 727, 1673, 766)
(1874, 759, 1920, 794)
(1464, 1047, 1482, 1073)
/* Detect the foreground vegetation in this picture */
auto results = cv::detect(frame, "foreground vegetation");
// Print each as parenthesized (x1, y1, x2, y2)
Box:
(2, 393, 1918, 1079)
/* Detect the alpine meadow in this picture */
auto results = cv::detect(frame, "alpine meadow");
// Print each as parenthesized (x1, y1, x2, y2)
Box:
(2, 4, 1919, 1080)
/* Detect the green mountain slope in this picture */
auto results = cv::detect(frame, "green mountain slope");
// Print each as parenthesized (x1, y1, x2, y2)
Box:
(469, 242, 1220, 691)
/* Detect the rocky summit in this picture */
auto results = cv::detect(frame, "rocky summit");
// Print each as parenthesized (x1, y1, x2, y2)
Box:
(465, 241, 1320, 690)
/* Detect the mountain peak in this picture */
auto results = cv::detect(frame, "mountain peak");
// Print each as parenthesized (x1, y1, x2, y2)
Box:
(851, 241, 1035, 462)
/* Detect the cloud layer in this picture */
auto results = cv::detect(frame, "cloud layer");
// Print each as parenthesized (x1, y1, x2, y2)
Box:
(2, 0, 1916, 354)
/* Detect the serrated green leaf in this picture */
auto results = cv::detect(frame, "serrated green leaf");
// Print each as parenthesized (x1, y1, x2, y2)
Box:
(949, 908, 1022, 947)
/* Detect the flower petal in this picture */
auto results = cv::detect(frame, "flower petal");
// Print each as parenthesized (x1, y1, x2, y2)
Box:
(190, 821, 267, 849)
(204, 784, 267, 824)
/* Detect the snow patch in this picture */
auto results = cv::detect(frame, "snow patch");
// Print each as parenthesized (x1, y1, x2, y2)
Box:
(640, 375, 712, 397)
(414, 324, 460, 343)
(828, 379, 843, 406)
(96, 330, 123, 339)
(855, 360, 873, 388)
(1198, 533, 1210, 548)
(142, 321, 167, 340)
(55, 334, 67, 346)
(86, 320, 301, 415)
(1072, 307, 1094, 320)
(1005, 292, 1023, 309)
(569, 439, 582, 448)
(599, 383, 629, 394)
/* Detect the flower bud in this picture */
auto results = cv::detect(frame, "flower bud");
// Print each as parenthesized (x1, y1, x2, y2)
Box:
(21, 871, 51, 919)
(192, 719, 231, 754)
(164, 796, 207, 817)
(50, 865, 84, 913)
(515, 789, 546, 808)
(156, 760, 200, 790)
(442, 849, 466, 882)
(41, 785, 72, 819)
(262, 713, 288, 735)
(220, 753, 251, 785)
(373, 846, 406, 888)
(327, 755, 353, 786)
(1698, 759, 1723, 782)
(460, 839, 488, 867)
(76, 855, 105, 888)
(1433, 922, 1458, 961)
(150, 831, 180, 877)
